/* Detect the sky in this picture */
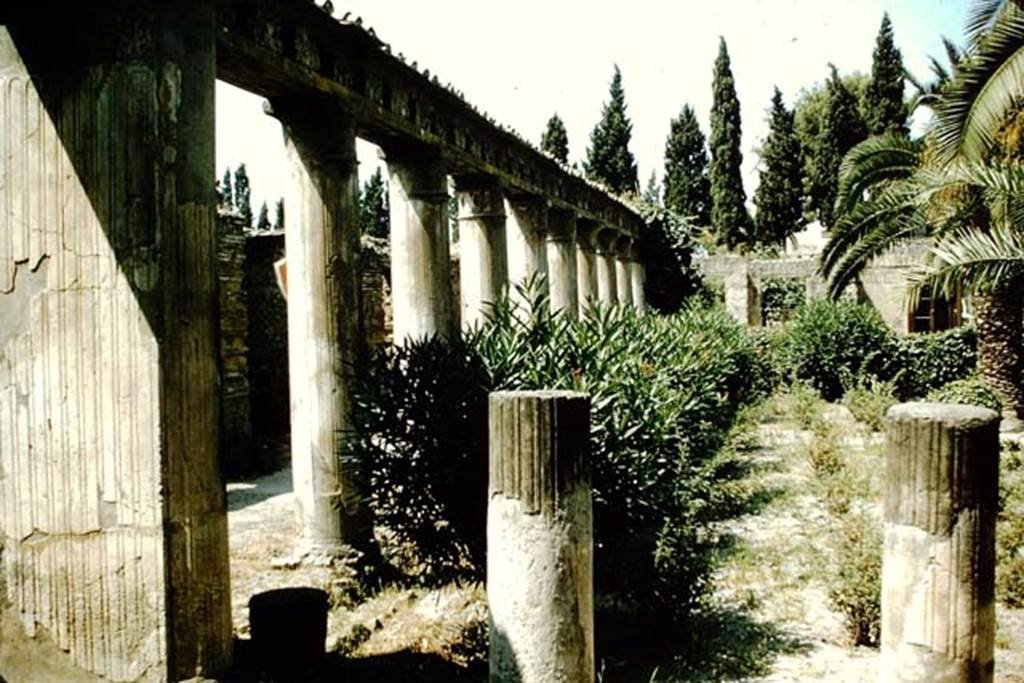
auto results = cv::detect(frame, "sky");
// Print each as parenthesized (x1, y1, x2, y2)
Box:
(216, 0, 969, 216)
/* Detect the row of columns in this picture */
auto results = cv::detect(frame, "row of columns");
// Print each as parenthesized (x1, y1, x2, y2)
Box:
(274, 107, 646, 555)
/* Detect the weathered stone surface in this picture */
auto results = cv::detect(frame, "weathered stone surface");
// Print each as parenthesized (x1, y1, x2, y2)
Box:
(575, 221, 599, 316)
(456, 178, 507, 329)
(505, 196, 548, 308)
(595, 229, 619, 305)
(487, 391, 593, 683)
(881, 402, 1000, 683)
(615, 238, 634, 307)
(0, 3, 232, 679)
(546, 209, 579, 320)
(217, 214, 253, 478)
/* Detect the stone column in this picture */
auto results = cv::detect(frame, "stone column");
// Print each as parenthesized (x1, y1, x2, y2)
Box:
(595, 229, 619, 304)
(505, 195, 548, 308)
(272, 101, 364, 558)
(615, 237, 634, 307)
(387, 154, 454, 342)
(0, 3, 231, 680)
(546, 208, 579, 319)
(488, 391, 594, 683)
(575, 220, 599, 317)
(455, 177, 507, 329)
(629, 243, 646, 311)
(881, 403, 1000, 683)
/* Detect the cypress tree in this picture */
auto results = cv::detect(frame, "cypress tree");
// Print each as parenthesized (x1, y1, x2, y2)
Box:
(642, 170, 661, 206)
(256, 200, 271, 231)
(754, 88, 804, 247)
(540, 113, 570, 165)
(663, 104, 712, 226)
(219, 167, 234, 211)
(585, 65, 639, 195)
(233, 163, 253, 226)
(813, 65, 868, 228)
(359, 168, 390, 239)
(709, 38, 751, 248)
(273, 197, 284, 231)
(866, 13, 907, 136)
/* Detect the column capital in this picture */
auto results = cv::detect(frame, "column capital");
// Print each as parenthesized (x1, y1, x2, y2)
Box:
(594, 227, 618, 255)
(575, 218, 602, 251)
(454, 175, 505, 220)
(263, 97, 358, 169)
(547, 207, 577, 243)
(384, 153, 448, 202)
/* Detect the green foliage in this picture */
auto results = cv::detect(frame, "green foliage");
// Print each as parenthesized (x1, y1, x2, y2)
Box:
(585, 66, 639, 195)
(234, 163, 253, 226)
(814, 66, 869, 228)
(926, 374, 1003, 412)
(541, 112, 570, 165)
(894, 326, 978, 398)
(754, 88, 805, 246)
(256, 200, 271, 231)
(642, 170, 662, 206)
(634, 200, 703, 313)
(779, 299, 898, 401)
(709, 38, 752, 248)
(828, 510, 882, 646)
(356, 283, 767, 621)
(866, 13, 908, 136)
(664, 104, 712, 227)
(759, 277, 805, 326)
(359, 168, 390, 239)
(273, 197, 284, 231)
(219, 167, 234, 209)
(998, 440, 1024, 607)
(783, 380, 825, 430)
(842, 377, 898, 432)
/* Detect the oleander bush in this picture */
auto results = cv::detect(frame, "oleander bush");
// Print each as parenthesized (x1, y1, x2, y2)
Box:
(778, 299, 899, 401)
(355, 281, 767, 621)
(760, 278, 805, 326)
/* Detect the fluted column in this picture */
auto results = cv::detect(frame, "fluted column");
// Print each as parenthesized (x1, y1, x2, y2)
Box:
(274, 101, 365, 559)
(545, 208, 579, 319)
(505, 195, 548, 309)
(881, 403, 1000, 683)
(455, 176, 507, 329)
(595, 229, 618, 305)
(615, 237, 634, 306)
(575, 220, 599, 317)
(387, 154, 454, 342)
(488, 391, 594, 683)
(629, 242, 646, 311)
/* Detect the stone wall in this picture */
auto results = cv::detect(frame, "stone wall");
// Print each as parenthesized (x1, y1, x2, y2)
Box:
(695, 241, 933, 334)
(217, 215, 252, 478)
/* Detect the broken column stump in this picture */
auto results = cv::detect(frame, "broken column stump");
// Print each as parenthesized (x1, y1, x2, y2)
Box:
(881, 402, 1000, 683)
(487, 390, 593, 683)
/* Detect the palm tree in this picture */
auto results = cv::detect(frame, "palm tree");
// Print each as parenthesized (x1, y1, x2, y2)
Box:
(821, 0, 1024, 418)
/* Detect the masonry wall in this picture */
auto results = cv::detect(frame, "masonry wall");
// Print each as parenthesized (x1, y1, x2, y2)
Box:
(218, 214, 252, 478)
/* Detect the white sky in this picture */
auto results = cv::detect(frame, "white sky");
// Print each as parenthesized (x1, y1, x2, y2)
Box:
(216, 0, 968, 215)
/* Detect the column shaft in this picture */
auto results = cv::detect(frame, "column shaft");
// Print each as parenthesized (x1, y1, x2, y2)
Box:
(387, 156, 454, 342)
(630, 256, 646, 311)
(456, 179, 507, 329)
(545, 209, 579, 319)
(278, 105, 363, 556)
(488, 391, 594, 683)
(575, 222, 599, 317)
(615, 240, 634, 306)
(881, 403, 999, 683)
(595, 231, 618, 304)
(505, 196, 548, 308)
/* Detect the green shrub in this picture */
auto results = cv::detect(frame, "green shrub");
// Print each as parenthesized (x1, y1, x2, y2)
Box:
(356, 282, 766, 621)
(807, 420, 843, 479)
(783, 380, 825, 430)
(843, 378, 898, 432)
(760, 278, 805, 327)
(779, 299, 899, 401)
(998, 441, 1024, 607)
(828, 510, 882, 647)
(894, 326, 977, 399)
(926, 375, 1003, 413)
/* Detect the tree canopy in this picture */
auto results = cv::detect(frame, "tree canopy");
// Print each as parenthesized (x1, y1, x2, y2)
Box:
(585, 65, 639, 195)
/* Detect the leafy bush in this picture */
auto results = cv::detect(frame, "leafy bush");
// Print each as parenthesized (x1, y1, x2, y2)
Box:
(783, 380, 826, 430)
(828, 510, 882, 647)
(760, 278, 805, 326)
(356, 282, 766, 621)
(894, 326, 977, 399)
(998, 440, 1024, 607)
(779, 299, 898, 401)
(842, 378, 898, 432)
(926, 375, 1003, 413)
(354, 337, 491, 584)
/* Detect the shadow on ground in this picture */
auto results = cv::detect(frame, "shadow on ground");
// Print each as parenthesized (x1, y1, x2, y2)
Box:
(597, 605, 810, 682)
(222, 639, 485, 682)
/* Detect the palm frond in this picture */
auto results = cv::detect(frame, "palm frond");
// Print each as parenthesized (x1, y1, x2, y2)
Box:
(942, 36, 965, 73)
(966, 0, 1012, 47)
(909, 221, 1024, 299)
(824, 210, 929, 299)
(933, 3, 1024, 162)
(835, 135, 924, 215)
